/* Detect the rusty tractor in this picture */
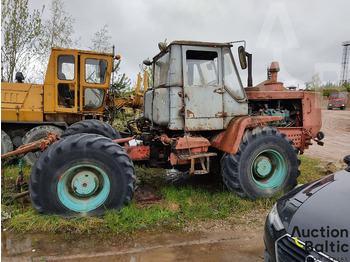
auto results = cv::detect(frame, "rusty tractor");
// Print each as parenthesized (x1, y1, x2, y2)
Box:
(2, 40, 324, 216)
(1, 47, 145, 166)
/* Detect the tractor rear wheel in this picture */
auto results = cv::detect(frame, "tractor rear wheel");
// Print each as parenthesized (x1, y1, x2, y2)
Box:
(221, 126, 300, 198)
(1, 130, 13, 155)
(22, 125, 63, 166)
(29, 134, 135, 216)
(62, 119, 121, 139)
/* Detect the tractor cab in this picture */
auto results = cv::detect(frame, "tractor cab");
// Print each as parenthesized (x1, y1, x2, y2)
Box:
(43, 48, 114, 122)
(144, 41, 248, 131)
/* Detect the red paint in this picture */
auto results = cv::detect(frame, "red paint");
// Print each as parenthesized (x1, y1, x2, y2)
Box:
(123, 146, 150, 161)
(210, 115, 282, 154)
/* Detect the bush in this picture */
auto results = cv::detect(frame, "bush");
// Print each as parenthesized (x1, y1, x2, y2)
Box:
(322, 88, 339, 97)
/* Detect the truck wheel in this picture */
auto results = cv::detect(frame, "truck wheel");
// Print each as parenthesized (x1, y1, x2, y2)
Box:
(22, 125, 63, 166)
(1, 130, 13, 155)
(221, 127, 300, 198)
(30, 134, 136, 217)
(62, 119, 121, 139)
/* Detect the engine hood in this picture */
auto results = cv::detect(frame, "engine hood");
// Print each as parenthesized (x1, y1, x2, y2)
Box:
(277, 170, 350, 260)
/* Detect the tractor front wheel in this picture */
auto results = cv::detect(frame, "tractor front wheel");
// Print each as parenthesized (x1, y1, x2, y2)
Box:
(30, 134, 135, 216)
(221, 127, 300, 198)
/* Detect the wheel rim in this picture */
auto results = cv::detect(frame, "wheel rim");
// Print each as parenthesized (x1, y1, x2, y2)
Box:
(57, 164, 110, 212)
(250, 149, 287, 189)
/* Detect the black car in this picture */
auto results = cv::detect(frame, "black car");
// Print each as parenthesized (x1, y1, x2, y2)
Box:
(264, 156, 350, 262)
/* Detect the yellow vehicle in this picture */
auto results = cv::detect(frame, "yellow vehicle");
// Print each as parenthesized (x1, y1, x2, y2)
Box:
(1, 47, 144, 165)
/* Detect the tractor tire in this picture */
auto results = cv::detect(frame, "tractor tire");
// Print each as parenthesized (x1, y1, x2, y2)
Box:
(29, 134, 136, 217)
(22, 125, 63, 166)
(11, 129, 27, 148)
(1, 130, 13, 155)
(221, 126, 300, 198)
(62, 119, 121, 139)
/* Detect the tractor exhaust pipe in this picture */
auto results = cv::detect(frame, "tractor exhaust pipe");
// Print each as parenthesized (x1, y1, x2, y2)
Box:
(246, 52, 253, 87)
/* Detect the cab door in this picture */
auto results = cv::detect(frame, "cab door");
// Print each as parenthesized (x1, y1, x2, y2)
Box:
(182, 46, 224, 131)
(54, 51, 78, 113)
(79, 54, 109, 114)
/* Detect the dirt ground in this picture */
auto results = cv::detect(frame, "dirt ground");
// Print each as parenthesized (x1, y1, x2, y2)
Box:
(304, 109, 350, 167)
(2, 228, 265, 262)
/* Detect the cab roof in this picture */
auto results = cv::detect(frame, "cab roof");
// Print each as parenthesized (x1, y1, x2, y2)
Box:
(51, 47, 113, 57)
(153, 40, 233, 61)
(169, 40, 233, 48)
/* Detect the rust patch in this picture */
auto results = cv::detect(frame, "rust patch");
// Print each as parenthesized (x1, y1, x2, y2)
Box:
(123, 146, 150, 161)
(186, 110, 194, 118)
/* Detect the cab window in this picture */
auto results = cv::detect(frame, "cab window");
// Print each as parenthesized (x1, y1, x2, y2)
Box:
(223, 49, 245, 100)
(154, 52, 170, 88)
(57, 55, 75, 80)
(84, 88, 105, 110)
(85, 58, 108, 84)
(186, 50, 218, 86)
(57, 55, 75, 108)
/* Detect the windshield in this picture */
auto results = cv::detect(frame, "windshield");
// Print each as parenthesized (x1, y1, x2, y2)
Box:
(223, 48, 245, 100)
(85, 58, 107, 84)
(330, 93, 345, 98)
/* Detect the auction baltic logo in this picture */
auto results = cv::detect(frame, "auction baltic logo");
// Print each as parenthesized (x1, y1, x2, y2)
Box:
(292, 225, 349, 254)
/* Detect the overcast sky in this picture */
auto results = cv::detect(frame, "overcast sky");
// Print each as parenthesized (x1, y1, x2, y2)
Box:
(29, 0, 350, 88)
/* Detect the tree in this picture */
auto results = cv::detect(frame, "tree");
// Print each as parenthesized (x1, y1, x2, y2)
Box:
(111, 60, 132, 95)
(88, 26, 131, 95)
(89, 24, 112, 53)
(37, 0, 78, 81)
(1, 0, 44, 82)
(305, 73, 322, 91)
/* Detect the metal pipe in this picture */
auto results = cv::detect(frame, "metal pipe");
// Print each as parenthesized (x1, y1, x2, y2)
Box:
(113, 136, 136, 144)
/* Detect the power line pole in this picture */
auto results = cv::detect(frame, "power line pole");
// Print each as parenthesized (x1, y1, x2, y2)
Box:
(340, 41, 350, 86)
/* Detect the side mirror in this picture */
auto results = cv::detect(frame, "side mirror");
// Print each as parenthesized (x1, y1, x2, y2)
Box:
(238, 46, 247, 70)
(143, 59, 152, 66)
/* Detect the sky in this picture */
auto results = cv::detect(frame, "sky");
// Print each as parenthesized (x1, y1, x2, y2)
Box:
(28, 0, 350, 89)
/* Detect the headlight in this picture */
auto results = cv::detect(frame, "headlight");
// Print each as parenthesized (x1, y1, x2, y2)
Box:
(267, 203, 284, 231)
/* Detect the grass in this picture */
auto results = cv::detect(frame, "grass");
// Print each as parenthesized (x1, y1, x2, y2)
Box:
(1, 155, 337, 236)
(297, 155, 326, 184)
